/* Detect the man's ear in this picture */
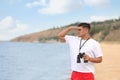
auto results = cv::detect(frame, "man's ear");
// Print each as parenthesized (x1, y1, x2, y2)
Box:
(84, 28, 89, 33)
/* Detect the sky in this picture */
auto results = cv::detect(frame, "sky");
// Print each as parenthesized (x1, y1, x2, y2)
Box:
(0, 0, 120, 41)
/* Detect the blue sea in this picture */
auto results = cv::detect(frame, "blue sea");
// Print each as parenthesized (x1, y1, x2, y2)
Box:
(0, 42, 71, 80)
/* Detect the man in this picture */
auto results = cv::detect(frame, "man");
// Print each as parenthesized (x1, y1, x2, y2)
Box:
(58, 23, 103, 80)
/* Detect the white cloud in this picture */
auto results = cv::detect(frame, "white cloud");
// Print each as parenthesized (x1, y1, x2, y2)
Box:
(84, 0, 110, 7)
(38, 0, 82, 14)
(0, 16, 15, 30)
(26, 0, 47, 8)
(26, 0, 82, 14)
(0, 16, 28, 41)
(10, 20, 28, 33)
(90, 16, 118, 22)
(0, 35, 10, 41)
(26, 0, 110, 15)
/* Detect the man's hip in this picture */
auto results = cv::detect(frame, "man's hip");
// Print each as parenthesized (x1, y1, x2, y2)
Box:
(71, 71, 95, 80)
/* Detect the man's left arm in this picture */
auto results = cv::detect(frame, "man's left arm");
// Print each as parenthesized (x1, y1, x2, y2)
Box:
(83, 42, 103, 63)
(83, 55, 102, 63)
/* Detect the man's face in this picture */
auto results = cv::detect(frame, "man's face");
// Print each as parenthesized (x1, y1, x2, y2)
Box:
(77, 26, 88, 37)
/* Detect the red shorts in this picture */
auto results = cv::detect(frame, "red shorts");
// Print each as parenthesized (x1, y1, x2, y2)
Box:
(71, 71, 95, 80)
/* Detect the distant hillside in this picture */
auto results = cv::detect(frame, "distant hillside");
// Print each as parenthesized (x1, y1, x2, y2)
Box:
(11, 18, 120, 43)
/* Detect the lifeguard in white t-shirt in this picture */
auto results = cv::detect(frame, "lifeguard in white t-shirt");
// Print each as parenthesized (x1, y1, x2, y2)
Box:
(58, 23, 103, 80)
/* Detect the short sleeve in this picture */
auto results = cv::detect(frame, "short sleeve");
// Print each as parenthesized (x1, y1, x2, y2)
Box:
(93, 42, 103, 57)
(65, 35, 76, 44)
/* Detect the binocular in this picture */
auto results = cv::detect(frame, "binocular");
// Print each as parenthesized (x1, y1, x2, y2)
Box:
(77, 52, 88, 63)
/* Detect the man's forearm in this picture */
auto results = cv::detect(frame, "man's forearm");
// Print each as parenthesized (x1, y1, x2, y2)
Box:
(89, 57, 102, 63)
(58, 26, 80, 41)
(58, 27, 71, 38)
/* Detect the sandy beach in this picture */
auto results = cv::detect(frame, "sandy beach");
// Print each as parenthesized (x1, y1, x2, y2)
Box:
(95, 43, 120, 80)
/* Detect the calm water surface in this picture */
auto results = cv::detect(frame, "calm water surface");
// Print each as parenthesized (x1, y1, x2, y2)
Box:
(0, 42, 71, 80)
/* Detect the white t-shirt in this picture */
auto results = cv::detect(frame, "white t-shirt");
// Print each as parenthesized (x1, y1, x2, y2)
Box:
(65, 35, 103, 74)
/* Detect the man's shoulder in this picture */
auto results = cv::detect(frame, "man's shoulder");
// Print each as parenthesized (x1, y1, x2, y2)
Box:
(89, 38, 99, 45)
(65, 35, 80, 43)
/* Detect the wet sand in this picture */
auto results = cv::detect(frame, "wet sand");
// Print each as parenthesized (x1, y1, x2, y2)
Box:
(95, 43, 120, 80)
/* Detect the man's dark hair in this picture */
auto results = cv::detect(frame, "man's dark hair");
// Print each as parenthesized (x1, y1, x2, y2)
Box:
(78, 23, 91, 30)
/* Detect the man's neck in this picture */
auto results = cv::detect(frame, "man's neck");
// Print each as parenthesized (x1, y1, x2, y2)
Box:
(81, 34, 90, 40)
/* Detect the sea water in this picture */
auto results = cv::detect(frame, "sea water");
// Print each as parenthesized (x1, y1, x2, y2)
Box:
(0, 42, 71, 80)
